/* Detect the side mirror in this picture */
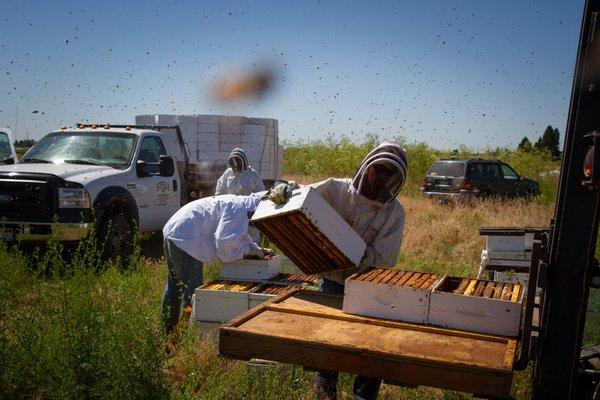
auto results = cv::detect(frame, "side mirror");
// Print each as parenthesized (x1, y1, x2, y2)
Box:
(159, 155, 175, 177)
(1, 156, 15, 165)
(136, 160, 150, 177)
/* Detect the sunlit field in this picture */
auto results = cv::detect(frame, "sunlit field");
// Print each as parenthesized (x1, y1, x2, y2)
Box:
(2, 139, 597, 400)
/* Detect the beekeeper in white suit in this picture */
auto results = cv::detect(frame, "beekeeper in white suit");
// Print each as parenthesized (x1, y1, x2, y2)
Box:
(269, 139, 407, 400)
(161, 192, 272, 334)
(215, 148, 265, 196)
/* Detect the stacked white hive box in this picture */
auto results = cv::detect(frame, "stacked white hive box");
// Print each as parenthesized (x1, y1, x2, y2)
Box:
(343, 268, 524, 337)
(478, 228, 535, 286)
(135, 114, 283, 195)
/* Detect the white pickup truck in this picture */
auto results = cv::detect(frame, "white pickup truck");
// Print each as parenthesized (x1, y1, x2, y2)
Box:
(0, 124, 187, 258)
(0, 128, 18, 165)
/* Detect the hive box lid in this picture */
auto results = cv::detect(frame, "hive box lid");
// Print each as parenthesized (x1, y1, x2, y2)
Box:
(251, 187, 366, 274)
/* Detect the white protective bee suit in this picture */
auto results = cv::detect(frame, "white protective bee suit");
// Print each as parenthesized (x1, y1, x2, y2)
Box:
(162, 192, 266, 264)
(309, 140, 407, 285)
(215, 148, 265, 196)
(161, 192, 269, 333)
(308, 140, 408, 400)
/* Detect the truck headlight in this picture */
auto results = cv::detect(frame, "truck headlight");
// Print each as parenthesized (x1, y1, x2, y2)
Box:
(58, 188, 91, 208)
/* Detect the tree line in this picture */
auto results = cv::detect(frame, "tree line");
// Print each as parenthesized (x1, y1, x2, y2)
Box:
(518, 125, 560, 159)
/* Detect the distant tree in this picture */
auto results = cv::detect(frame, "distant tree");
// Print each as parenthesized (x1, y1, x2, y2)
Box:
(534, 125, 560, 159)
(518, 136, 533, 152)
(14, 139, 36, 148)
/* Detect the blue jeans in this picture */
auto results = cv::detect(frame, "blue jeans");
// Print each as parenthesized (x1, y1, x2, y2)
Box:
(161, 238, 203, 334)
(313, 279, 382, 400)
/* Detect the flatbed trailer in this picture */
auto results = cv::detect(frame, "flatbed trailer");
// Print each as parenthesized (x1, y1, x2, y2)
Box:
(220, 289, 517, 399)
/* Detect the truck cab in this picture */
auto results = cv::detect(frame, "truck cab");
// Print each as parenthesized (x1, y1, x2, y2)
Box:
(0, 129, 18, 165)
(0, 124, 185, 258)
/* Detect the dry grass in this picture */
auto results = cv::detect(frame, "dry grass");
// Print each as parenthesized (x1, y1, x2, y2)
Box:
(400, 196, 554, 276)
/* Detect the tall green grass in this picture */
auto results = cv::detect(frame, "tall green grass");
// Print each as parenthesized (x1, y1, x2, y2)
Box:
(283, 135, 560, 203)
(0, 237, 168, 399)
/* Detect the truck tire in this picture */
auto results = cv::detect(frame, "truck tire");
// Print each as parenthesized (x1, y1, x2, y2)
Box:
(97, 212, 134, 263)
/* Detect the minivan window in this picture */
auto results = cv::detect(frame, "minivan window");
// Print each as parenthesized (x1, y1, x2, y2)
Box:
(501, 164, 519, 180)
(428, 161, 465, 177)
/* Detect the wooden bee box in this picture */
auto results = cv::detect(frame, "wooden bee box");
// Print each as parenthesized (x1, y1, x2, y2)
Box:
(268, 273, 320, 287)
(193, 280, 260, 323)
(248, 284, 294, 309)
(219, 256, 281, 281)
(251, 187, 366, 274)
(428, 277, 523, 337)
(343, 268, 441, 324)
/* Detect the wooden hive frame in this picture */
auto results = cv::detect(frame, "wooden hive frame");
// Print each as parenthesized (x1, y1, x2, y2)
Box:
(252, 187, 366, 274)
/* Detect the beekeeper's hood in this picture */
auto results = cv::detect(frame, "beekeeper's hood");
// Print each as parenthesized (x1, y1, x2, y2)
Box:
(228, 148, 248, 172)
(351, 140, 408, 204)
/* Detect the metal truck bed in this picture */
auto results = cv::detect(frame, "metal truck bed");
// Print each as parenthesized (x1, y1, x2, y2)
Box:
(219, 289, 517, 399)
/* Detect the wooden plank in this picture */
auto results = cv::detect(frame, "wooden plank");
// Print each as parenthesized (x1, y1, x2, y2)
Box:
(381, 269, 400, 284)
(405, 273, 422, 287)
(501, 284, 513, 301)
(454, 279, 470, 295)
(473, 281, 487, 297)
(389, 271, 406, 285)
(464, 279, 478, 296)
(373, 268, 394, 284)
(493, 283, 504, 299)
(511, 285, 522, 303)
(220, 330, 512, 398)
(483, 282, 496, 298)
(397, 271, 414, 286)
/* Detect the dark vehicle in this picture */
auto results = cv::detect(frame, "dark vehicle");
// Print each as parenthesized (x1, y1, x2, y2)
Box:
(420, 159, 540, 201)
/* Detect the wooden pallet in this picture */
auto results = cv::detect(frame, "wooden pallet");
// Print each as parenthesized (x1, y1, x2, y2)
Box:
(220, 289, 517, 399)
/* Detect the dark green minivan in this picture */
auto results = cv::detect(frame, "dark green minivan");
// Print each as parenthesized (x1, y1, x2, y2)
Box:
(420, 159, 540, 201)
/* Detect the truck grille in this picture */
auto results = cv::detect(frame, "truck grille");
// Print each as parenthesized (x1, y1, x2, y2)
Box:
(0, 179, 54, 218)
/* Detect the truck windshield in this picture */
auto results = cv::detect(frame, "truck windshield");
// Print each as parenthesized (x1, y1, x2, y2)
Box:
(0, 133, 12, 160)
(21, 132, 136, 169)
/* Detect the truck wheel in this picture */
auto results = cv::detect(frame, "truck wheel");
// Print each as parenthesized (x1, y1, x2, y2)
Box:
(97, 212, 134, 263)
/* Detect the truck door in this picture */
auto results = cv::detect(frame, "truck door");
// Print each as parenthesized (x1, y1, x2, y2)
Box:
(134, 136, 180, 231)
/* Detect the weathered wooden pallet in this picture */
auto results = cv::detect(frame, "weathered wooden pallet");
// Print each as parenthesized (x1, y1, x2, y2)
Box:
(343, 268, 441, 323)
(220, 289, 517, 399)
(251, 187, 366, 274)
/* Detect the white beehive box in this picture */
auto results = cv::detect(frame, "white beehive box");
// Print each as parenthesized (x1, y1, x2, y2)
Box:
(251, 187, 367, 275)
(428, 276, 523, 337)
(193, 280, 259, 323)
(219, 256, 281, 281)
(343, 268, 441, 324)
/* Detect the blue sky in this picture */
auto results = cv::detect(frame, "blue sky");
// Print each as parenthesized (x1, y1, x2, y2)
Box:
(0, 0, 585, 149)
